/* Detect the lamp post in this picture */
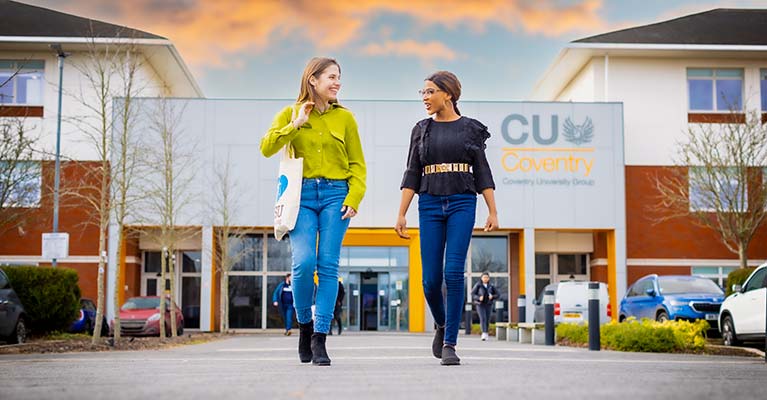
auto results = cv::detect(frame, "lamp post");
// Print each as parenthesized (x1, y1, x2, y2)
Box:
(50, 44, 68, 268)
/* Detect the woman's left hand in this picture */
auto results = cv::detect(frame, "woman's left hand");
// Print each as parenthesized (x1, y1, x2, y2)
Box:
(341, 205, 357, 220)
(484, 213, 498, 232)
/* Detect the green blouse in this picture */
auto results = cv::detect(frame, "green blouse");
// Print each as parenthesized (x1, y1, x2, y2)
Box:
(260, 103, 367, 211)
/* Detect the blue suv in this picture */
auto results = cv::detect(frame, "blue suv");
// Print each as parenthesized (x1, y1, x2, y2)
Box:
(619, 275, 724, 328)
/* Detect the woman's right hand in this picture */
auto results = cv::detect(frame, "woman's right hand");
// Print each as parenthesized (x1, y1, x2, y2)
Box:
(394, 215, 410, 239)
(293, 101, 314, 129)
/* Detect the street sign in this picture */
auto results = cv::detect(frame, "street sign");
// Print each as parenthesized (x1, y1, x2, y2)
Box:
(42, 232, 69, 259)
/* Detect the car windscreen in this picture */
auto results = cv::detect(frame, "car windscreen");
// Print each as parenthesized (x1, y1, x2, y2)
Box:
(657, 277, 723, 295)
(122, 298, 160, 310)
(556, 283, 587, 303)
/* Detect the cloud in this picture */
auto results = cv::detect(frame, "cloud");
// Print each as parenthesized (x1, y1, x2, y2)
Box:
(23, 0, 613, 69)
(361, 39, 459, 64)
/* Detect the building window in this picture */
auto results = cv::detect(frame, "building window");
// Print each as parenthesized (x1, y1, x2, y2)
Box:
(687, 68, 743, 112)
(0, 60, 44, 106)
(0, 160, 41, 207)
(688, 167, 746, 212)
(692, 266, 736, 290)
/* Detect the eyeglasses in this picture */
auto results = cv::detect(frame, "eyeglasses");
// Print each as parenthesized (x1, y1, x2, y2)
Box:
(418, 88, 442, 97)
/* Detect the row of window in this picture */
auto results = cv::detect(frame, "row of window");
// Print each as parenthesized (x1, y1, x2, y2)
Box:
(687, 68, 767, 113)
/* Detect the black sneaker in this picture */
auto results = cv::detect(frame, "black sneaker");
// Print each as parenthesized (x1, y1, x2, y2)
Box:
(311, 333, 331, 366)
(298, 321, 313, 363)
(432, 325, 445, 358)
(440, 344, 460, 366)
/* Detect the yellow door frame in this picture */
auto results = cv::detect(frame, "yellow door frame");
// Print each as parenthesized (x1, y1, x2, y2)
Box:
(342, 228, 424, 332)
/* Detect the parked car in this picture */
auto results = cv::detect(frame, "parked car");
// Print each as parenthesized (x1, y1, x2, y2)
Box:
(532, 281, 611, 325)
(619, 275, 724, 328)
(719, 263, 767, 346)
(69, 298, 108, 336)
(110, 296, 184, 337)
(0, 268, 27, 344)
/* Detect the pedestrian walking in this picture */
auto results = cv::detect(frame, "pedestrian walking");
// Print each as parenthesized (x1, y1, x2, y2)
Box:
(395, 71, 498, 366)
(272, 273, 295, 335)
(329, 278, 345, 335)
(471, 272, 499, 341)
(260, 57, 367, 366)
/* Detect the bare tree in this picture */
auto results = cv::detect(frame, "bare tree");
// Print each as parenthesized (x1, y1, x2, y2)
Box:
(652, 110, 767, 270)
(138, 97, 198, 338)
(0, 117, 40, 236)
(209, 153, 252, 333)
(63, 29, 150, 345)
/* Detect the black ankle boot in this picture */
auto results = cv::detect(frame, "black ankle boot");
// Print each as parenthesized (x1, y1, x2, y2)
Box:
(298, 321, 313, 363)
(440, 344, 460, 366)
(311, 333, 331, 366)
(432, 325, 445, 359)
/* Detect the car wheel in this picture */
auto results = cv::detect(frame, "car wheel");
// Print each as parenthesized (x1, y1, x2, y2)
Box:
(656, 311, 669, 323)
(722, 316, 740, 346)
(86, 320, 94, 335)
(619, 315, 626, 322)
(100, 318, 109, 337)
(177, 322, 184, 337)
(11, 317, 27, 344)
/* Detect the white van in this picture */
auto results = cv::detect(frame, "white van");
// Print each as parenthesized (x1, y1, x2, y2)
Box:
(532, 281, 611, 325)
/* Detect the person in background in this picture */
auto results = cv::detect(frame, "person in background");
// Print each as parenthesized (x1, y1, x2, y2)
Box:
(395, 70, 498, 366)
(471, 272, 499, 341)
(260, 57, 366, 366)
(329, 278, 345, 335)
(272, 273, 295, 336)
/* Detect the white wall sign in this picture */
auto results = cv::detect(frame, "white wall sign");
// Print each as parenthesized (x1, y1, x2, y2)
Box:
(42, 232, 69, 259)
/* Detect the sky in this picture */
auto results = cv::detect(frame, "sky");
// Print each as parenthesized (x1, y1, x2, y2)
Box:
(22, 0, 767, 101)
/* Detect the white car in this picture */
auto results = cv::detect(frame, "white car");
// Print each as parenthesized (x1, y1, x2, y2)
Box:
(718, 263, 767, 346)
(532, 281, 611, 325)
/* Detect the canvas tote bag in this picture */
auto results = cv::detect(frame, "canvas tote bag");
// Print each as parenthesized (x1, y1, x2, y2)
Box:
(274, 143, 303, 240)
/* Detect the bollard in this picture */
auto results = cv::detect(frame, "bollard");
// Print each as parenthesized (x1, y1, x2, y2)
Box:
(544, 289, 555, 346)
(465, 303, 472, 335)
(517, 295, 526, 323)
(588, 282, 601, 351)
(495, 300, 504, 325)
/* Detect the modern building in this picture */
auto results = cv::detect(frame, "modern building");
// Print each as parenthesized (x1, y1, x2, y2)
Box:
(2, 2, 765, 334)
(531, 8, 767, 290)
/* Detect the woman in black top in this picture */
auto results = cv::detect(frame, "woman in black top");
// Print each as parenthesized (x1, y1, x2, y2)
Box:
(395, 71, 498, 366)
(471, 272, 499, 341)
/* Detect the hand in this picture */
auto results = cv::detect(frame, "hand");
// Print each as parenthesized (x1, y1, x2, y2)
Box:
(489, 295, 494, 300)
(479, 295, 484, 302)
(273, 302, 278, 307)
(394, 215, 409, 239)
(341, 205, 357, 220)
(293, 101, 314, 128)
(484, 213, 498, 232)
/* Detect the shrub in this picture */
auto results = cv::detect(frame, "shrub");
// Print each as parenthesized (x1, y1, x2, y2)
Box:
(556, 323, 588, 345)
(471, 323, 496, 336)
(725, 267, 756, 296)
(557, 318, 709, 353)
(2, 266, 81, 335)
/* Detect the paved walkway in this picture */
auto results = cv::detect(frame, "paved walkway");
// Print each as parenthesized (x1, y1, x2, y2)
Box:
(1, 332, 765, 399)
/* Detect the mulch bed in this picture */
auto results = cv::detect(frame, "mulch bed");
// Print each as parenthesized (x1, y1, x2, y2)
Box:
(557, 338, 764, 358)
(0, 332, 225, 355)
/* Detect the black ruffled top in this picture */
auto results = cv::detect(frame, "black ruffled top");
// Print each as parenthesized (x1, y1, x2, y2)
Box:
(400, 116, 496, 195)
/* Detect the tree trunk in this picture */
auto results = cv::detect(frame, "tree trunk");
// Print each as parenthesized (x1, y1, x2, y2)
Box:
(91, 229, 107, 345)
(169, 246, 178, 337)
(112, 229, 123, 342)
(159, 253, 167, 339)
(738, 243, 748, 270)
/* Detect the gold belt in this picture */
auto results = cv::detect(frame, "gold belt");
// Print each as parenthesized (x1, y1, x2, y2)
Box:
(423, 163, 472, 175)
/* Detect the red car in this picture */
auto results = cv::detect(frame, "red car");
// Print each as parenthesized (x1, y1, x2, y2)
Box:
(110, 296, 184, 337)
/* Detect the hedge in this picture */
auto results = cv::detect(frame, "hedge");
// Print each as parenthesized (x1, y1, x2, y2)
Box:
(556, 318, 709, 353)
(2, 266, 81, 335)
(725, 267, 756, 296)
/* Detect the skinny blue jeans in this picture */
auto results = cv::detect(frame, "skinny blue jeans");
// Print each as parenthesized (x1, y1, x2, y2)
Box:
(418, 193, 476, 345)
(289, 178, 350, 334)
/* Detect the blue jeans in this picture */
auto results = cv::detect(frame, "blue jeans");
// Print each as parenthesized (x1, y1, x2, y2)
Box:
(289, 178, 350, 334)
(418, 193, 476, 345)
(280, 304, 295, 331)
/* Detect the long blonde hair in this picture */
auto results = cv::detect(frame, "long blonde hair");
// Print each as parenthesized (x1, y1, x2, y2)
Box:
(297, 57, 341, 105)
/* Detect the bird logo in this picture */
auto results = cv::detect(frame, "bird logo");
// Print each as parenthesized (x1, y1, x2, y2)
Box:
(563, 117, 594, 145)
